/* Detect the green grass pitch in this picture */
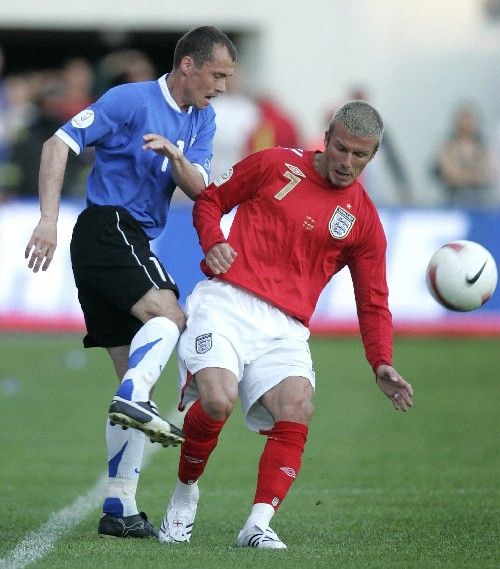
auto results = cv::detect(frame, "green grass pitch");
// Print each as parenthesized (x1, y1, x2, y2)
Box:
(0, 334, 498, 568)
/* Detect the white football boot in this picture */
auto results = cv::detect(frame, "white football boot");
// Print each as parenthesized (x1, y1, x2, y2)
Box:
(158, 484, 199, 543)
(236, 523, 287, 549)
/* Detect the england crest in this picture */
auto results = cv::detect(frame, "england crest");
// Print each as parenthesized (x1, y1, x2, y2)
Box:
(195, 333, 212, 354)
(328, 206, 356, 239)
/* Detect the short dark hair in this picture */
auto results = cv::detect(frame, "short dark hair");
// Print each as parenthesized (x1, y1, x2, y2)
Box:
(173, 26, 237, 69)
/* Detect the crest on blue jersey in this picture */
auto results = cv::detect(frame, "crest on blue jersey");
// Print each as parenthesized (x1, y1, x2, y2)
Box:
(71, 109, 95, 128)
(195, 333, 212, 354)
(328, 206, 356, 239)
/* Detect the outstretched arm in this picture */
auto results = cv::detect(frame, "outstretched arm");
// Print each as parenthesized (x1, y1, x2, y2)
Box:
(25, 135, 69, 272)
(375, 364, 414, 412)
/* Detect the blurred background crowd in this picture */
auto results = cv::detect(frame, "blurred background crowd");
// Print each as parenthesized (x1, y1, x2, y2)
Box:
(0, 1, 499, 330)
(0, 45, 159, 202)
(0, 7, 499, 210)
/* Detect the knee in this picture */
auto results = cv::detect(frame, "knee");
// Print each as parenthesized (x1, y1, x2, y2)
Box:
(132, 291, 186, 331)
(281, 397, 314, 425)
(201, 393, 237, 421)
(148, 304, 186, 332)
(168, 309, 186, 332)
(150, 294, 184, 320)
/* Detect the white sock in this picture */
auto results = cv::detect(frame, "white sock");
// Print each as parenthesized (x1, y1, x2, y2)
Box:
(170, 479, 199, 509)
(115, 316, 180, 401)
(245, 503, 275, 529)
(103, 419, 145, 517)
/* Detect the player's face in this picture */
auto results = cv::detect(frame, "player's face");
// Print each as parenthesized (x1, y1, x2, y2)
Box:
(183, 45, 235, 109)
(322, 123, 378, 188)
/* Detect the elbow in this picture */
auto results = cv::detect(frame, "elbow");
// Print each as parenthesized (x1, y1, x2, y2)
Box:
(186, 184, 206, 201)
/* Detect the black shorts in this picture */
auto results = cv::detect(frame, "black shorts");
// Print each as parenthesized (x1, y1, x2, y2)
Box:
(70, 205, 179, 348)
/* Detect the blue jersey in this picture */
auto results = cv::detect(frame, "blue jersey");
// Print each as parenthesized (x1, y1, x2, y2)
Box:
(56, 75, 215, 239)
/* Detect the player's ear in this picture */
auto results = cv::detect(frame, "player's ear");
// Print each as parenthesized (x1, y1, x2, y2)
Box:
(369, 142, 380, 161)
(180, 56, 195, 75)
(323, 131, 330, 150)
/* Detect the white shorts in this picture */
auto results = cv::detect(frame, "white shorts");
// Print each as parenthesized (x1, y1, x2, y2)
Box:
(177, 279, 315, 432)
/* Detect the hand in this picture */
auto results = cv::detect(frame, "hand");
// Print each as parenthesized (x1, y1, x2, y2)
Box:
(205, 243, 237, 275)
(142, 133, 181, 160)
(25, 219, 57, 273)
(375, 364, 413, 412)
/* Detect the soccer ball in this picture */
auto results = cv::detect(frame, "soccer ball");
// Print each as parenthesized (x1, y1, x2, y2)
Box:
(426, 240, 498, 312)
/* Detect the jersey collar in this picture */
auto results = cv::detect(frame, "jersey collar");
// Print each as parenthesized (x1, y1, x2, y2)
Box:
(158, 74, 193, 115)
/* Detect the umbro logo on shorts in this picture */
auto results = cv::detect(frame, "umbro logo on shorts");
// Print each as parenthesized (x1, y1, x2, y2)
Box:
(195, 333, 212, 354)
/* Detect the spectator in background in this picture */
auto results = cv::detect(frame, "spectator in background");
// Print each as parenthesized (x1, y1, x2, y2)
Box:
(52, 59, 96, 196)
(434, 102, 494, 208)
(0, 46, 12, 201)
(209, 67, 261, 181)
(210, 67, 301, 182)
(349, 86, 413, 205)
(246, 95, 301, 153)
(7, 69, 93, 198)
(4, 73, 37, 140)
(54, 58, 95, 122)
(7, 81, 61, 198)
(95, 49, 156, 95)
(492, 119, 500, 207)
(0, 46, 9, 161)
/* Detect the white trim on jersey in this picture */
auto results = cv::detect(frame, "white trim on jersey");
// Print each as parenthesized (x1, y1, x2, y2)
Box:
(55, 129, 81, 155)
(158, 74, 193, 115)
(193, 162, 209, 186)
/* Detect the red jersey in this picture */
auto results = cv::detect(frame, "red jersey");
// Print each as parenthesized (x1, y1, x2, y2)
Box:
(194, 147, 392, 371)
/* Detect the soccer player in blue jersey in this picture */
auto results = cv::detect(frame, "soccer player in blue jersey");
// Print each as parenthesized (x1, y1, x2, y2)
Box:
(24, 26, 236, 539)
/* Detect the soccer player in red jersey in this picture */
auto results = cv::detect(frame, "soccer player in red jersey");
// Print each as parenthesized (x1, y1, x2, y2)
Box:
(159, 100, 414, 548)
